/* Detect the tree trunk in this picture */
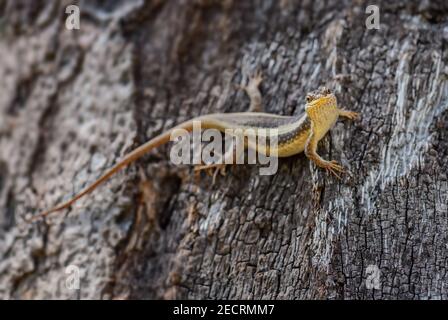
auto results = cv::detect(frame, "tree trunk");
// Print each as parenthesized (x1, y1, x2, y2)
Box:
(0, 0, 447, 299)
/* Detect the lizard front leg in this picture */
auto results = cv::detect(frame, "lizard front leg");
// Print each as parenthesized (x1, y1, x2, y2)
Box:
(238, 71, 263, 112)
(339, 109, 359, 120)
(304, 123, 344, 179)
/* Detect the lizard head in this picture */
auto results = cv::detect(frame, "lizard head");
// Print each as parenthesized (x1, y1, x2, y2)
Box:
(305, 87, 338, 118)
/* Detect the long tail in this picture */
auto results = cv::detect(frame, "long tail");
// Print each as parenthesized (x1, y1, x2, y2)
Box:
(29, 120, 198, 222)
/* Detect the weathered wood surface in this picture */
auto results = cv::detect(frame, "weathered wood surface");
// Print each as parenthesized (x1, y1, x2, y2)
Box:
(0, 0, 447, 299)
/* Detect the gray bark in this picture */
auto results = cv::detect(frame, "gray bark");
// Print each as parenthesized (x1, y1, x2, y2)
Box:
(0, 0, 447, 299)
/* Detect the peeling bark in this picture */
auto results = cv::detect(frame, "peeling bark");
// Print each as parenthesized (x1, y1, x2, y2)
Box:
(0, 0, 447, 299)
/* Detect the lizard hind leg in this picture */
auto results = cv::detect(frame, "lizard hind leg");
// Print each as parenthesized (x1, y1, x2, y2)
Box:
(194, 140, 242, 185)
(194, 163, 227, 185)
(237, 71, 264, 112)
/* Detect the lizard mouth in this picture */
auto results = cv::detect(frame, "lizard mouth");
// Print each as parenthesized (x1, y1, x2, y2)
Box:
(305, 94, 337, 117)
(306, 95, 334, 108)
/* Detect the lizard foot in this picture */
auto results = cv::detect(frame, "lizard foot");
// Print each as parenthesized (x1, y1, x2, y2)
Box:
(236, 70, 264, 112)
(248, 70, 263, 88)
(339, 110, 360, 120)
(194, 163, 227, 185)
(236, 70, 264, 92)
(322, 160, 344, 179)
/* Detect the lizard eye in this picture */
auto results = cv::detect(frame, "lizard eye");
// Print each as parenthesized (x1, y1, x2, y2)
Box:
(306, 95, 313, 103)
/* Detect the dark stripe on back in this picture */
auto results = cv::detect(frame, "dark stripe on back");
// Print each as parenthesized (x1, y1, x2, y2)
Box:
(214, 113, 299, 129)
(277, 117, 311, 145)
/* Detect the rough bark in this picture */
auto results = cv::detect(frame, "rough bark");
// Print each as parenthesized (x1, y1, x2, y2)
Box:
(0, 0, 447, 299)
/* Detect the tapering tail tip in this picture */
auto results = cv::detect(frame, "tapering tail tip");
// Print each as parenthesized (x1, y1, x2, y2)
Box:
(25, 212, 47, 223)
(25, 207, 64, 223)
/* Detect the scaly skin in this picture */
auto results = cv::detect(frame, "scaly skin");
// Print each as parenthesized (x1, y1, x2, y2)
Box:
(30, 74, 358, 221)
